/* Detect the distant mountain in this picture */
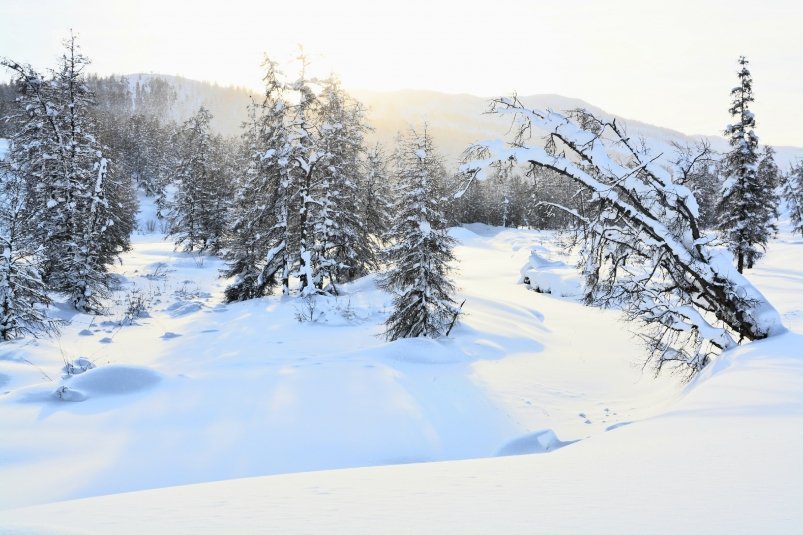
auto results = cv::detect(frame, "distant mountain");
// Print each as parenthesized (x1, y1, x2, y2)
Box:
(122, 75, 803, 168)
(125, 73, 256, 136)
(353, 89, 803, 169)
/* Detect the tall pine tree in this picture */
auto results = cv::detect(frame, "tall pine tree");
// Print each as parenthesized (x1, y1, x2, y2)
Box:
(166, 107, 231, 253)
(3, 33, 136, 312)
(716, 56, 778, 272)
(380, 128, 459, 340)
(224, 61, 295, 300)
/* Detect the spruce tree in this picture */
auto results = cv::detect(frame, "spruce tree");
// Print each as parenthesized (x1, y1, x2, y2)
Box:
(380, 128, 459, 340)
(716, 56, 778, 272)
(224, 59, 378, 301)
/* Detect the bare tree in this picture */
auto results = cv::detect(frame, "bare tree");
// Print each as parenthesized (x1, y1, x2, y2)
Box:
(465, 97, 782, 377)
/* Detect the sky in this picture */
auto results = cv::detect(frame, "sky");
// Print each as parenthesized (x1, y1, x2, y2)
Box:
(1, 0, 802, 147)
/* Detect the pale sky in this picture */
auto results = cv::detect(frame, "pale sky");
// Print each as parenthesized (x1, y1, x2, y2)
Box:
(1, 0, 802, 146)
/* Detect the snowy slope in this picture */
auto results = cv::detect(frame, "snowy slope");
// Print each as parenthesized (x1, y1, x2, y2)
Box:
(0, 222, 681, 510)
(3, 328, 801, 535)
(0, 216, 801, 533)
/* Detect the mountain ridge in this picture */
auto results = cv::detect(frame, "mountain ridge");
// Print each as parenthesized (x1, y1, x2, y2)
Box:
(123, 74, 803, 168)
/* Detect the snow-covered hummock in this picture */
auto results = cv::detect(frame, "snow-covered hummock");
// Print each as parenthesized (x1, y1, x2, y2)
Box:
(0, 222, 801, 533)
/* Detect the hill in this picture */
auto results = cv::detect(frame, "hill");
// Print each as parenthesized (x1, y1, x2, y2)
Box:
(118, 75, 803, 168)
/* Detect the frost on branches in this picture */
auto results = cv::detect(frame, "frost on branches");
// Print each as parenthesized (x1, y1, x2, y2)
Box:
(466, 97, 782, 377)
(380, 129, 460, 341)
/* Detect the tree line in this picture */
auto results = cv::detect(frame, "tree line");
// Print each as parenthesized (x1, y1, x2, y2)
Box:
(0, 37, 460, 343)
(2, 37, 802, 377)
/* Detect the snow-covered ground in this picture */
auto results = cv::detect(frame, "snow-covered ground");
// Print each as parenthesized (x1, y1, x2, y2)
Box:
(1, 217, 801, 533)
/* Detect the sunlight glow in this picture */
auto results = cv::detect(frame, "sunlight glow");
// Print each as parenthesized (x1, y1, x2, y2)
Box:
(1, 0, 802, 145)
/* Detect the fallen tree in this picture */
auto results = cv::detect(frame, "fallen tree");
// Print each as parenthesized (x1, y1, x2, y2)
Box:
(464, 97, 782, 377)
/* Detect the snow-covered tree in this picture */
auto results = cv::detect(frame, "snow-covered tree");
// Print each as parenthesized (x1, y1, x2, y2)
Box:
(224, 58, 379, 301)
(380, 128, 460, 340)
(0, 143, 60, 340)
(716, 57, 778, 273)
(224, 61, 295, 301)
(672, 141, 720, 230)
(166, 107, 231, 253)
(360, 144, 394, 249)
(782, 163, 803, 236)
(2, 34, 136, 312)
(313, 78, 374, 287)
(466, 98, 782, 377)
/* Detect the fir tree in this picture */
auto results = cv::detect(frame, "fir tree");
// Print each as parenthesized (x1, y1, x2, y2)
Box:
(224, 58, 378, 301)
(380, 128, 460, 340)
(716, 56, 778, 272)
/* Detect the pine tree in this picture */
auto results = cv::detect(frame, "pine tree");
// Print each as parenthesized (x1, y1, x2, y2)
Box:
(361, 144, 394, 252)
(224, 62, 295, 300)
(224, 58, 378, 301)
(716, 56, 778, 273)
(286, 64, 322, 296)
(0, 144, 61, 340)
(380, 128, 459, 340)
(166, 107, 230, 253)
(782, 163, 803, 237)
(3, 33, 136, 312)
(314, 77, 374, 288)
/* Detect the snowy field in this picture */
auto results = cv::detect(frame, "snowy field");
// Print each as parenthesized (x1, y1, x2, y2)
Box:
(1, 218, 801, 533)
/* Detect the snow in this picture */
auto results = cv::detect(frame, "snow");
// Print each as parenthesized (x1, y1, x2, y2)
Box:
(0, 219, 801, 533)
(0, 138, 8, 160)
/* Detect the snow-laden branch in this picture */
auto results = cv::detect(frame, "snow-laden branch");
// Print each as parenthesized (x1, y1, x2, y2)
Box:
(465, 97, 782, 377)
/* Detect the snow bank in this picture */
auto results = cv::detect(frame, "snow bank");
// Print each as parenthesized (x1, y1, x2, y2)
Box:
(520, 248, 582, 298)
(65, 365, 161, 397)
(496, 428, 576, 455)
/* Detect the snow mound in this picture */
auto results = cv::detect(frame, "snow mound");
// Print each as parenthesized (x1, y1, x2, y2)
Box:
(64, 365, 161, 397)
(61, 357, 95, 378)
(520, 249, 582, 298)
(448, 225, 480, 243)
(497, 429, 576, 456)
(166, 301, 204, 317)
(54, 386, 88, 402)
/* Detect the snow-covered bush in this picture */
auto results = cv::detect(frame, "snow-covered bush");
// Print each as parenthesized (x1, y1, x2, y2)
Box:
(62, 357, 96, 378)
